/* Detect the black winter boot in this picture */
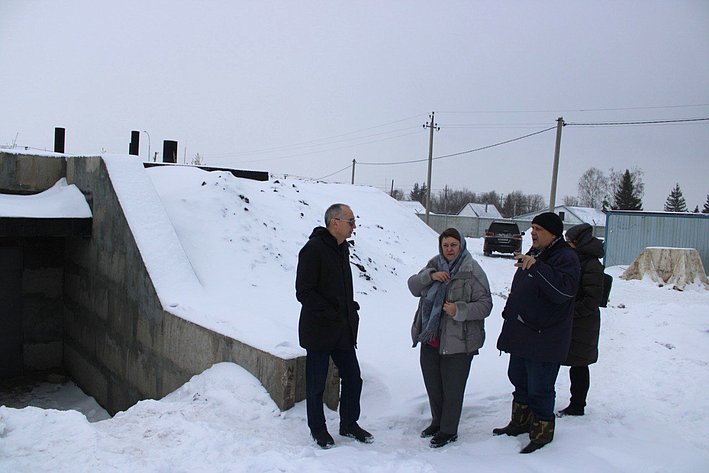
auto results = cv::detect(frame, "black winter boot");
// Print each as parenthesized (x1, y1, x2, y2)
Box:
(429, 432, 458, 448)
(557, 403, 585, 417)
(492, 401, 532, 436)
(520, 417, 555, 454)
(420, 424, 440, 438)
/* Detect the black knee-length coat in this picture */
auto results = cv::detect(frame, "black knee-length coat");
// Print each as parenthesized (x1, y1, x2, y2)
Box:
(295, 226, 359, 352)
(563, 235, 604, 366)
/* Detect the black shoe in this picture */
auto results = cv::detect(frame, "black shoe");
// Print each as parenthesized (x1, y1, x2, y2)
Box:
(312, 430, 335, 449)
(420, 424, 440, 438)
(557, 404, 585, 417)
(429, 432, 457, 448)
(339, 422, 374, 443)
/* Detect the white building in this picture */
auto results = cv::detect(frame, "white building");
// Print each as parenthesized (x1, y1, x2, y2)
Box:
(458, 202, 502, 219)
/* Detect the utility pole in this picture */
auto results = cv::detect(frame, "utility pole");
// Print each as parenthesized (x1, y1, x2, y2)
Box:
(351, 158, 356, 184)
(423, 112, 440, 224)
(548, 117, 564, 211)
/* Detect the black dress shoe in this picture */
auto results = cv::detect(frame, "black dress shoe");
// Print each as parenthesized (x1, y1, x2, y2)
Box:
(430, 432, 458, 448)
(312, 430, 335, 449)
(339, 422, 374, 443)
(420, 424, 440, 438)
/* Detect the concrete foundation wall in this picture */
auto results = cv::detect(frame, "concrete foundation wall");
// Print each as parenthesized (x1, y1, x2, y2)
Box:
(62, 155, 314, 413)
(0, 152, 336, 414)
(0, 153, 65, 194)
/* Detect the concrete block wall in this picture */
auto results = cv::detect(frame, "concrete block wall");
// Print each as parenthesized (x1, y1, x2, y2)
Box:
(0, 153, 65, 194)
(1, 151, 335, 414)
(0, 153, 66, 372)
(20, 238, 65, 370)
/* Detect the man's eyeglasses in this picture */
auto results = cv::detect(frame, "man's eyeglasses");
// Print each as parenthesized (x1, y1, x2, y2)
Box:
(334, 217, 356, 227)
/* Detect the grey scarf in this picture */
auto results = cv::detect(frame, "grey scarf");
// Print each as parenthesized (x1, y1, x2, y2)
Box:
(418, 243, 469, 344)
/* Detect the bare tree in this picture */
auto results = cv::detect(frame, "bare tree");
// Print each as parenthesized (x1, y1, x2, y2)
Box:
(526, 194, 546, 213)
(577, 167, 609, 208)
(433, 188, 478, 214)
(500, 191, 546, 217)
(501, 191, 527, 217)
(563, 195, 580, 206)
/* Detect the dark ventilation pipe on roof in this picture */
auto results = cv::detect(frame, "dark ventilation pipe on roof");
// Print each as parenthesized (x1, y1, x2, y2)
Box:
(129, 130, 140, 156)
(54, 127, 65, 153)
(163, 140, 177, 163)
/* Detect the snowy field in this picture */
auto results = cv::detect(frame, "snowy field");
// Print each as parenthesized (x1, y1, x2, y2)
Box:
(1, 163, 708, 472)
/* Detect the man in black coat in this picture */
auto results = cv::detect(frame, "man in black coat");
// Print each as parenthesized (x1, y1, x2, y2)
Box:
(493, 212, 580, 453)
(295, 203, 373, 449)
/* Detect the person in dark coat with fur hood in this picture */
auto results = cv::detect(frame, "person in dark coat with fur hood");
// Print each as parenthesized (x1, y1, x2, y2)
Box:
(493, 212, 580, 454)
(558, 223, 605, 417)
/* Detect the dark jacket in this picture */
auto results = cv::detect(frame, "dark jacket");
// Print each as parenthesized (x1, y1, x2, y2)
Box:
(296, 226, 359, 351)
(563, 235, 604, 366)
(496, 237, 580, 362)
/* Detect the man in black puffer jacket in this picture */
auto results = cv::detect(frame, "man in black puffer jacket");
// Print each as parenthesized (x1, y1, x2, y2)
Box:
(559, 223, 605, 417)
(493, 212, 580, 454)
(296, 203, 373, 449)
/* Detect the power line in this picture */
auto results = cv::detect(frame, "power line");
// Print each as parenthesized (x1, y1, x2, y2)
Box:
(314, 163, 353, 181)
(565, 117, 709, 126)
(205, 113, 426, 159)
(220, 129, 421, 165)
(357, 126, 556, 166)
(436, 104, 709, 114)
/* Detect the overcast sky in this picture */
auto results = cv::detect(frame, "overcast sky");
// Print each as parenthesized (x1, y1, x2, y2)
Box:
(1, 0, 707, 210)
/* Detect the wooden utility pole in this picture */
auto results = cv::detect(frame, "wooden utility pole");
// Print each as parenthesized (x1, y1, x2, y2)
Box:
(548, 117, 564, 211)
(351, 159, 356, 184)
(423, 112, 440, 224)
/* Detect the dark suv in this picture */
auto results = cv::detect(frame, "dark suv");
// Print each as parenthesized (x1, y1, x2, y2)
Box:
(483, 222, 524, 256)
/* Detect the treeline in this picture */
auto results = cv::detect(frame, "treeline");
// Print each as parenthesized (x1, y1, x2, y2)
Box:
(394, 167, 709, 215)
(394, 183, 545, 218)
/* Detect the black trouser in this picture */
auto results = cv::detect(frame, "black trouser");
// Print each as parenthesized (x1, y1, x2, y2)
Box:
(569, 365, 590, 408)
(420, 344, 475, 435)
(306, 347, 362, 435)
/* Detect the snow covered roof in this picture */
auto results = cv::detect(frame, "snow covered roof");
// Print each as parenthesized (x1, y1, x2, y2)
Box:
(562, 206, 607, 226)
(458, 202, 502, 219)
(515, 205, 606, 226)
(0, 178, 92, 218)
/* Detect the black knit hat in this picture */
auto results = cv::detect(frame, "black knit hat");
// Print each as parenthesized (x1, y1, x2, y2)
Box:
(531, 212, 564, 237)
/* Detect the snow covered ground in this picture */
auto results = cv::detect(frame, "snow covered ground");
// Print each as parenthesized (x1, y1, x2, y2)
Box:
(1, 163, 708, 472)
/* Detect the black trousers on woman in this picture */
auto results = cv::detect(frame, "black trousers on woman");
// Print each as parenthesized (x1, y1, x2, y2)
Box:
(420, 344, 475, 435)
(569, 365, 590, 408)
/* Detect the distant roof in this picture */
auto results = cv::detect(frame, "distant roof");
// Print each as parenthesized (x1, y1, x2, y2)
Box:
(515, 205, 606, 226)
(562, 206, 607, 226)
(398, 200, 426, 214)
(458, 202, 502, 219)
